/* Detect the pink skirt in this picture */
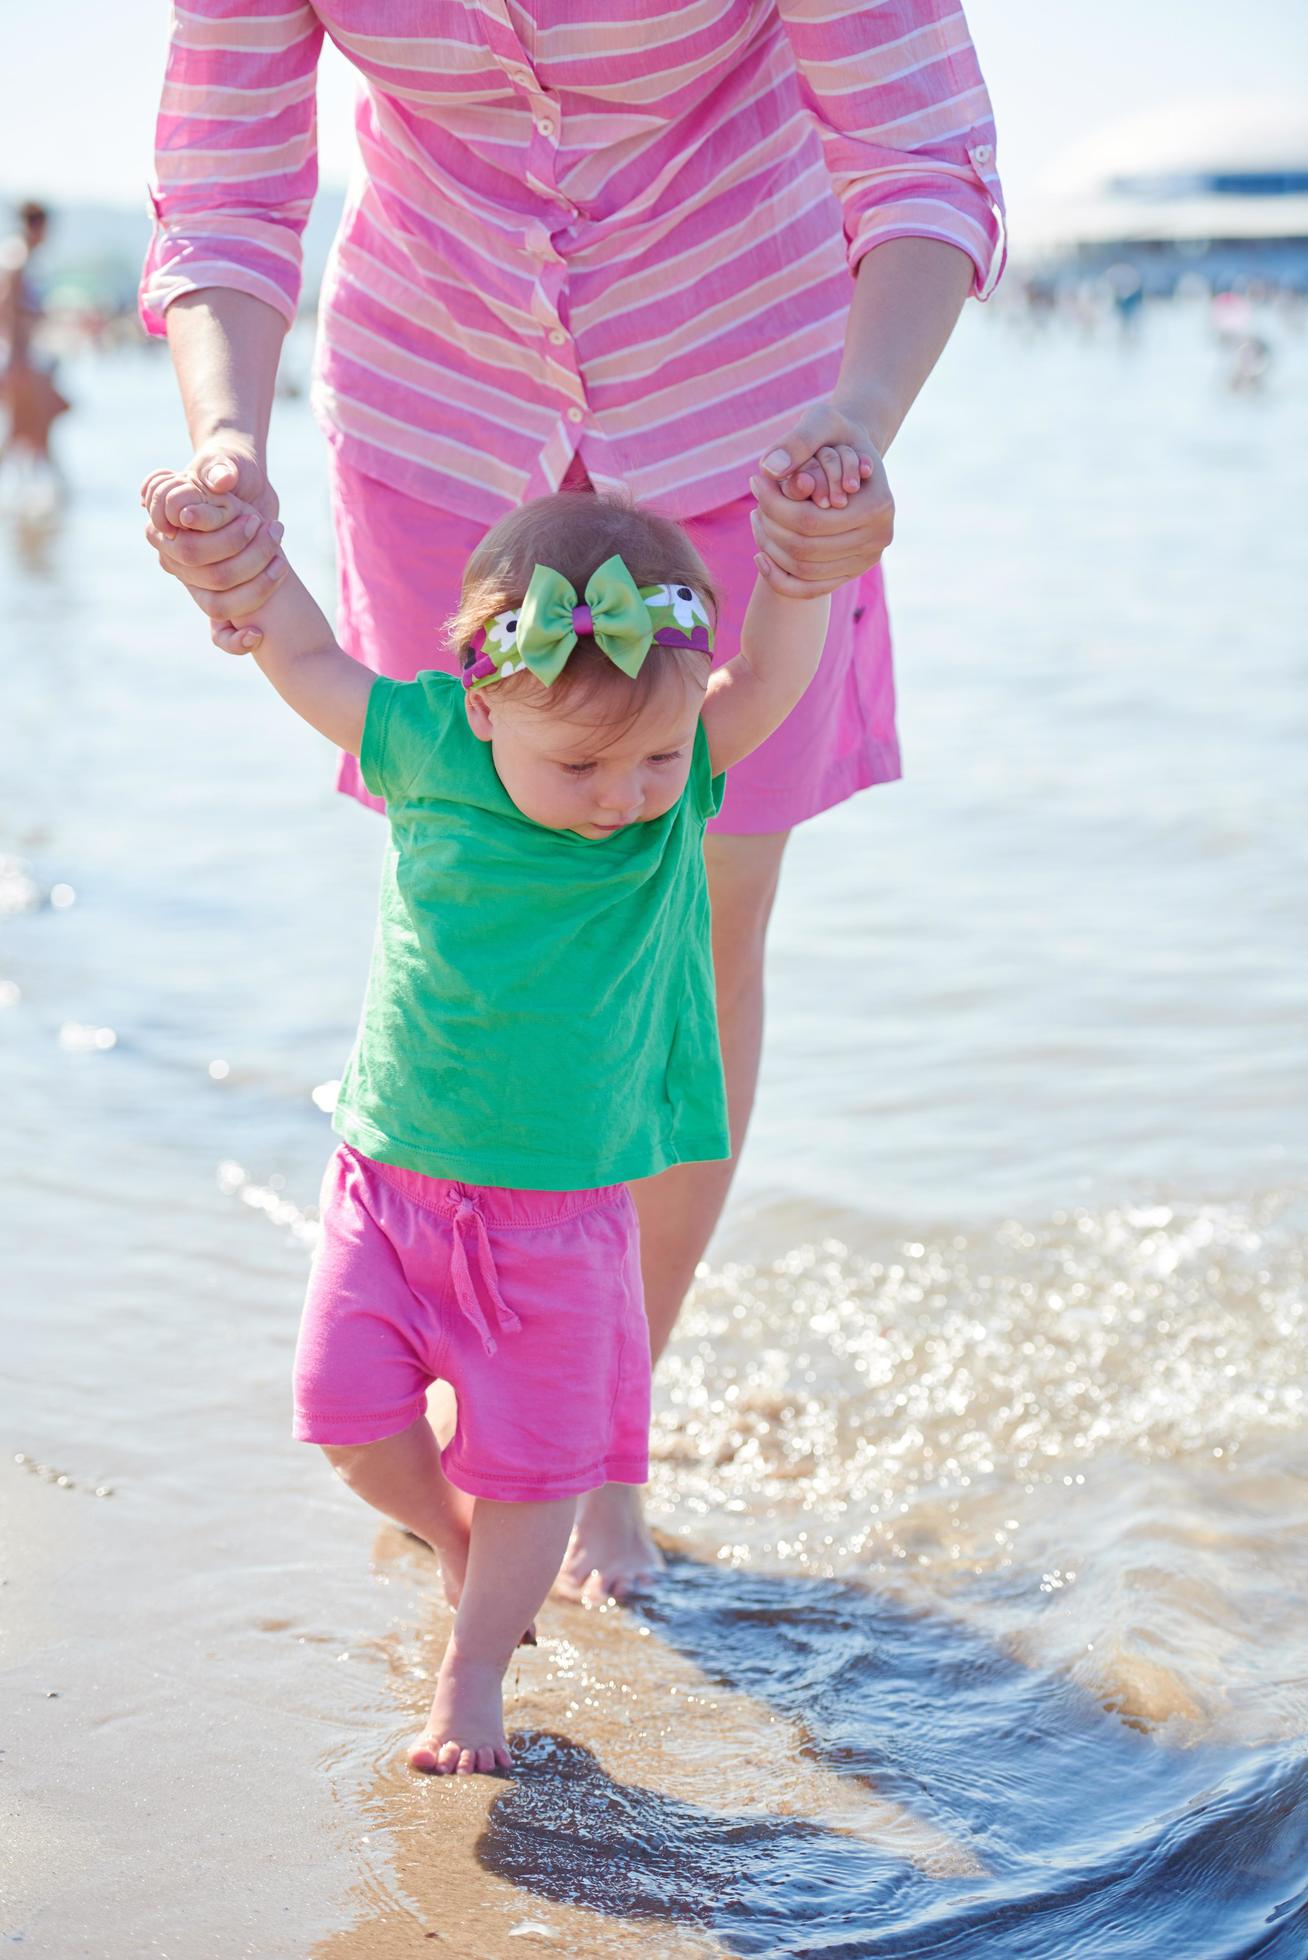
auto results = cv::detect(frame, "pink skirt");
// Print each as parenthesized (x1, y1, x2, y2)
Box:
(329, 448, 901, 835)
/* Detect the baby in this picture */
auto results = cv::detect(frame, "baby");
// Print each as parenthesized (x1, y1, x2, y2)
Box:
(146, 473, 831, 1774)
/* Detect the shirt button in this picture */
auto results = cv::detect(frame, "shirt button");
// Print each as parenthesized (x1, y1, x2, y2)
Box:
(536, 118, 555, 138)
(549, 329, 567, 346)
(566, 407, 583, 423)
(972, 143, 993, 164)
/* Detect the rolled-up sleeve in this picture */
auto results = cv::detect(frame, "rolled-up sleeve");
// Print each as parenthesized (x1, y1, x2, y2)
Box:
(139, 0, 324, 337)
(775, 0, 1006, 300)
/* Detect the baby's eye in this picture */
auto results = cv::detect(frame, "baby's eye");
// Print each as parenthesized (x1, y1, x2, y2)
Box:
(562, 760, 595, 776)
(647, 750, 682, 765)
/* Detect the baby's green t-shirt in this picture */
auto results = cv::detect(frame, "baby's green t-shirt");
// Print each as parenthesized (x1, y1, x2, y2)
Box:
(332, 671, 730, 1191)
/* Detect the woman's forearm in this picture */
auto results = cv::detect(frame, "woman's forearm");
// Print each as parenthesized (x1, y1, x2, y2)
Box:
(833, 237, 976, 456)
(165, 289, 288, 461)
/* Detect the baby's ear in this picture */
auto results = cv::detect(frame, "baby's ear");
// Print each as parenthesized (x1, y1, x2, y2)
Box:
(464, 686, 494, 742)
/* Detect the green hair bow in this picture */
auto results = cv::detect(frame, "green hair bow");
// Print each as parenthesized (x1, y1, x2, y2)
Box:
(463, 554, 712, 691)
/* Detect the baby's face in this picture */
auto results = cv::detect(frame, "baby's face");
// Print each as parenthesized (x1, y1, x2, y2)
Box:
(466, 662, 704, 840)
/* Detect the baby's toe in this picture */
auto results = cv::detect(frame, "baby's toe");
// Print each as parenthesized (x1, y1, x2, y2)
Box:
(407, 1735, 440, 1773)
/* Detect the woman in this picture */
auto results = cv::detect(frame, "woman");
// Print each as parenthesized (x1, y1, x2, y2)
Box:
(140, 0, 1004, 1601)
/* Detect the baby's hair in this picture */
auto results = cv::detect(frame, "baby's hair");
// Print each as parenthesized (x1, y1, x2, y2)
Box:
(446, 490, 718, 722)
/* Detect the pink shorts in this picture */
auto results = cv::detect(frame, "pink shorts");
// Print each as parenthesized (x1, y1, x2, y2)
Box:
(329, 447, 901, 835)
(293, 1145, 651, 1502)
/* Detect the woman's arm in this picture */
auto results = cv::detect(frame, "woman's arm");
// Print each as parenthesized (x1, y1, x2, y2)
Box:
(139, 0, 323, 605)
(166, 287, 284, 498)
(754, 0, 1004, 585)
(142, 289, 288, 619)
(831, 235, 976, 460)
(700, 580, 831, 774)
(749, 235, 973, 597)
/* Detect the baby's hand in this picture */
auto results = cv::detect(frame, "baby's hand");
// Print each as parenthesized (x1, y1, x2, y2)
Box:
(760, 407, 879, 511)
(140, 466, 233, 539)
(141, 472, 281, 652)
(777, 443, 874, 510)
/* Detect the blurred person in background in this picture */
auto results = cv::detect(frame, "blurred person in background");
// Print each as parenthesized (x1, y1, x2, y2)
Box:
(0, 201, 71, 482)
(139, 1, 1005, 1603)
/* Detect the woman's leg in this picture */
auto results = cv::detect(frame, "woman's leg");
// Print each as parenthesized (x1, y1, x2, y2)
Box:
(409, 1495, 577, 1775)
(557, 829, 789, 1600)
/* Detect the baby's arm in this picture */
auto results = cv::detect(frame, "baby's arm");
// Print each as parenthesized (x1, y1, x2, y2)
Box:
(146, 471, 373, 756)
(215, 524, 374, 756)
(700, 575, 830, 775)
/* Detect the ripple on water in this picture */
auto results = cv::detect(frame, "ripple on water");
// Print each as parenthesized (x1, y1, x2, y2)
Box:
(651, 1186, 1308, 1750)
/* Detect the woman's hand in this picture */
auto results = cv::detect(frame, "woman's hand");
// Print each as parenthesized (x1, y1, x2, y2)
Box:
(140, 441, 286, 627)
(751, 403, 895, 598)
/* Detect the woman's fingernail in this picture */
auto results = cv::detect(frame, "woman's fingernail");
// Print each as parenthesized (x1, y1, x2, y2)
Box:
(755, 552, 771, 572)
(762, 449, 790, 473)
(270, 520, 285, 543)
(243, 512, 260, 538)
(269, 557, 287, 580)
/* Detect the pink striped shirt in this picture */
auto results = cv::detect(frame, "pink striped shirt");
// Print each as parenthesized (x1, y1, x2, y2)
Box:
(142, 0, 1005, 524)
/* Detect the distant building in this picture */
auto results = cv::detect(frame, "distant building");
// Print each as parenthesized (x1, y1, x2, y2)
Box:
(1021, 94, 1308, 292)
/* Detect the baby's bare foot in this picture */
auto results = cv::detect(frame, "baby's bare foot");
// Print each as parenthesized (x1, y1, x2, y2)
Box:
(407, 1647, 513, 1776)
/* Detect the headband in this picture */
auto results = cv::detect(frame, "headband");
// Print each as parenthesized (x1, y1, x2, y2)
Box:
(461, 554, 712, 690)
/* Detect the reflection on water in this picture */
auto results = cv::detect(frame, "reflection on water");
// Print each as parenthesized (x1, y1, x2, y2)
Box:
(3, 299, 1307, 1957)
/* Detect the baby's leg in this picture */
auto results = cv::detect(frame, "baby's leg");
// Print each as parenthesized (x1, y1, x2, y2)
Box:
(409, 1495, 576, 1776)
(324, 1415, 474, 1608)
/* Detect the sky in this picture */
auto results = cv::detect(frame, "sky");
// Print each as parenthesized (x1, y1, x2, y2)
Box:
(4, 0, 1307, 246)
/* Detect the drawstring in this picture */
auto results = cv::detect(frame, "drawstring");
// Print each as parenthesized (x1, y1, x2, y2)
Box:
(449, 1196, 521, 1357)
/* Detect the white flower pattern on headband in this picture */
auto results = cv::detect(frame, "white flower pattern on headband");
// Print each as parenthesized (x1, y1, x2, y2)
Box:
(483, 611, 527, 677)
(485, 613, 519, 656)
(644, 583, 708, 632)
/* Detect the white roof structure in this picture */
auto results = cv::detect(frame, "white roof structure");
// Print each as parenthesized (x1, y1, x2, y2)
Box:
(1024, 94, 1308, 251)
